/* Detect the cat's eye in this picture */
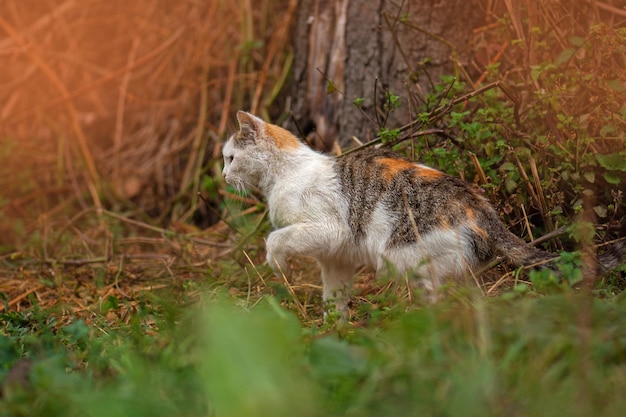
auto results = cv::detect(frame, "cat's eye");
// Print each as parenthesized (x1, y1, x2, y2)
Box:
(224, 155, 233, 164)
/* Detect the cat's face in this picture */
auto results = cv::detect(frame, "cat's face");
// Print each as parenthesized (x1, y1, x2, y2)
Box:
(221, 111, 271, 191)
(222, 111, 303, 192)
(221, 134, 262, 192)
(221, 138, 244, 190)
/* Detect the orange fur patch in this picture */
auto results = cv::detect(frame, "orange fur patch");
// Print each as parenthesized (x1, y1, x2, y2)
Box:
(265, 123, 300, 150)
(471, 223, 489, 239)
(378, 158, 415, 180)
(415, 164, 443, 179)
(378, 157, 443, 181)
(466, 208, 488, 238)
(437, 216, 452, 230)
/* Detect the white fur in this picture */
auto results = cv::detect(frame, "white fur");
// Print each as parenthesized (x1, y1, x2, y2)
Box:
(222, 112, 478, 321)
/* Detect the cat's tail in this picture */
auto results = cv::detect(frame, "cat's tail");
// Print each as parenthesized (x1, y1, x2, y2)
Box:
(493, 230, 557, 268)
(596, 240, 626, 272)
(494, 226, 626, 273)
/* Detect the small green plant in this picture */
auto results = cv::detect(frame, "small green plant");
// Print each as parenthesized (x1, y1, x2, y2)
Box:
(352, 97, 365, 108)
(383, 91, 401, 113)
(378, 127, 401, 144)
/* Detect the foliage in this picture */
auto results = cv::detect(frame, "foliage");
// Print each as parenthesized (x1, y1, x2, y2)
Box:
(3, 291, 626, 416)
(363, 0, 626, 247)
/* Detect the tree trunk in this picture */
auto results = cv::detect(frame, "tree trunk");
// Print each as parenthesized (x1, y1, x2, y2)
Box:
(289, 0, 485, 150)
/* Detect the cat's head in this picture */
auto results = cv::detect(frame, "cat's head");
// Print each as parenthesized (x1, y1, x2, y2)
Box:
(222, 111, 301, 192)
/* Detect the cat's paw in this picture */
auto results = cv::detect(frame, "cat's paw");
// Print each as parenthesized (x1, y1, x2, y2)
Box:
(266, 251, 290, 277)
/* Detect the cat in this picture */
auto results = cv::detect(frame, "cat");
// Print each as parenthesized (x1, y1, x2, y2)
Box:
(222, 111, 623, 320)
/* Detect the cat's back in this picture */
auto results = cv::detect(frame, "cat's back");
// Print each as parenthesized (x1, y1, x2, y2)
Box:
(334, 147, 494, 245)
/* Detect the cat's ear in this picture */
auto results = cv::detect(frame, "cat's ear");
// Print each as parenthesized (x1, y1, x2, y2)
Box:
(236, 111, 264, 144)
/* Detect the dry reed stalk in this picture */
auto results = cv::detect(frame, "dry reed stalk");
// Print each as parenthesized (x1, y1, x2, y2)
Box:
(529, 156, 555, 233)
(469, 152, 488, 185)
(113, 37, 140, 181)
(250, 0, 297, 115)
(474, 40, 507, 86)
(514, 156, 541, 210)
(1, 0, 295, 236)
(520, 204, 534, 241)
(0, 14, 101, 210)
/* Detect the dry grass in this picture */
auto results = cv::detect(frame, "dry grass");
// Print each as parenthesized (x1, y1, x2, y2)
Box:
(0, 0, 299, 320)
(0, 0, 296, 235)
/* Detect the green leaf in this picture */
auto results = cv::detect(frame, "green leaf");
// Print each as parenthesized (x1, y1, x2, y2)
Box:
(596, 154, 626, 171)
(569, 36, 586, 46)
(326, 80, 337, 95)
(378, 127, 401, 144)
(604, 172, 622, 184)
(202, 176, 219, 199)
(555, 48, 575, 66)
(499, 162, 516, 172)
(309, 337, 367, 380)
(100, 295, 120, 313)
(569, 221, 596, 244)
(505, 178, 518, 193)
(607, 79, 626, 93)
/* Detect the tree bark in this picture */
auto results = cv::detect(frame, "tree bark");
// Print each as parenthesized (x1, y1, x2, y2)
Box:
(289, 0, 485, 150)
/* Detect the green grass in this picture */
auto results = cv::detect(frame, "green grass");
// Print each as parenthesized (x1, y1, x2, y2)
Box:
(3, 284, 626, 417)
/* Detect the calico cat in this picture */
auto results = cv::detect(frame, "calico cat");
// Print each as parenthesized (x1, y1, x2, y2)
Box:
(222, 111, 622, 319)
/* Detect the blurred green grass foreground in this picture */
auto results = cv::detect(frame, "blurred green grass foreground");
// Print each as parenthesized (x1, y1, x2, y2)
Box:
(3, 292, 626, 417)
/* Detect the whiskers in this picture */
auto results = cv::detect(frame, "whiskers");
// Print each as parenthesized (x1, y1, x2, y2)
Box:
(225, 175, 261, 196)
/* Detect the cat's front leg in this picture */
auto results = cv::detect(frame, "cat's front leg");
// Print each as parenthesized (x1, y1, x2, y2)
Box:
(265, 224, 318, 277)
(265, 236, 290, 277)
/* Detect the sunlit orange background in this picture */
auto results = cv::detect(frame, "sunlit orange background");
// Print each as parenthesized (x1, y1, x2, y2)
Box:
(0, 0, 295, 246)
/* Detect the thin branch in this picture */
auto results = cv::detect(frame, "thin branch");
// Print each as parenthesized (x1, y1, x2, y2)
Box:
(339, 81, 500, 157)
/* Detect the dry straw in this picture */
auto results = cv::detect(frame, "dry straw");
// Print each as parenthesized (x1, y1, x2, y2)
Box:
(0, 0, 296, 232)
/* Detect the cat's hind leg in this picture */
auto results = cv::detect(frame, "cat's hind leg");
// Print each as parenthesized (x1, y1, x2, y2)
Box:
(319, 260, 354, 323)
(376, 253, 443, 304)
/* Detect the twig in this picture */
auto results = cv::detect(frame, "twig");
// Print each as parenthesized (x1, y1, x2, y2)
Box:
(250, 0, 297, 115)
(373, 77, 382, 128)
(595, 0, 626, 17)
(197, 192, 237, 231)
(178, 54, 211, 211)
(520, 204, 534, 241)
(315, 67, 379, 132)
(475, 41, 508, 86)
(41, 257, 108, 266)
(395, 13, 474, 87)
(0, 285, 46, 312)
(218, 58, 238, 136)
(114, 256, 130, 298)
(529, 156, 555, 233)
(469, 152, 488, 185)
(243, 250, 267, 287)
(339, 128, 445, 157)
(217, 189, 261, 206)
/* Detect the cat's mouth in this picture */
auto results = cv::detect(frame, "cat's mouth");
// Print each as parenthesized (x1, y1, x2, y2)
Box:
(224, 176, 248, 193)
